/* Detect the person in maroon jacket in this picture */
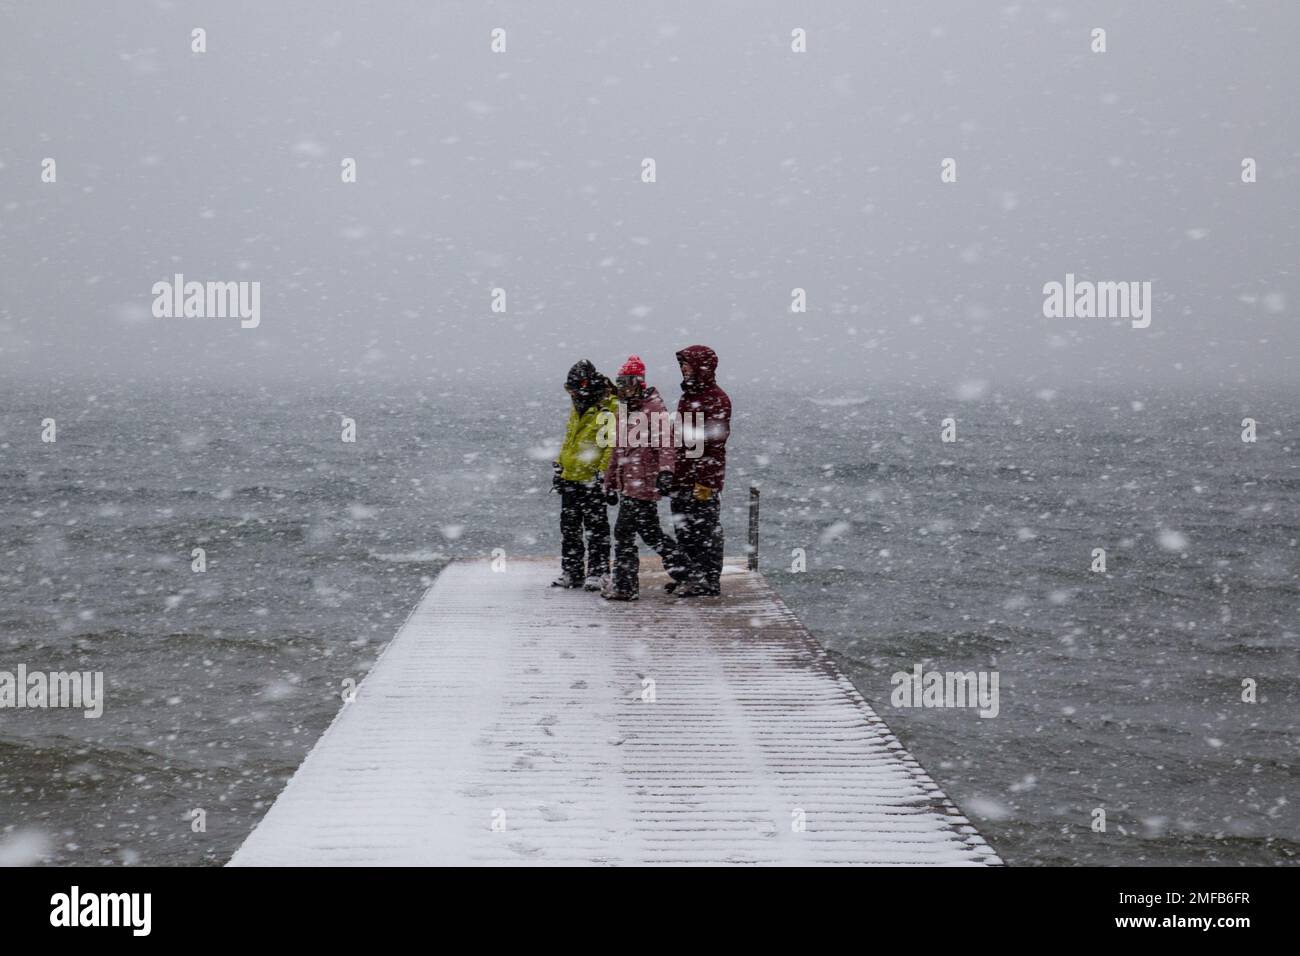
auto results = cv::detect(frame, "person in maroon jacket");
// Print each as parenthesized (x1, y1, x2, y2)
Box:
(669, 344, 731, 597)
(601, 355, 687, 601)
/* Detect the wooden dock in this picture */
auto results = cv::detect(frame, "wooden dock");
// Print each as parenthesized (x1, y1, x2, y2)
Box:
(229, 557, 1000, 866)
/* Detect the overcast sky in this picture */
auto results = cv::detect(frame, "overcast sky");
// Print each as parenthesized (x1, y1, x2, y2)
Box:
(1, 0, 1296, 390)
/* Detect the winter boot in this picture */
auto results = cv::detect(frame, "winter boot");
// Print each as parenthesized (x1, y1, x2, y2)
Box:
(600, 575, 638, 601)
(673, 582, 721, 599)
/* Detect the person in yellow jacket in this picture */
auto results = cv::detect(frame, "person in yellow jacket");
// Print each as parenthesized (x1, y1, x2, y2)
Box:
(551, 360, 618, 589)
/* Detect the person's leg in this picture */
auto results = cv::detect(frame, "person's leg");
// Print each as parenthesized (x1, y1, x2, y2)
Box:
(669, 494, 689, 551)
(611, 500, 640, 594)
(582, 483, 611, 579)
(701, 495, 723, 594)
(558, 483, 584, 583)
(673, 495, 722, 595)
(674, 495, 706, 588)
(639, 498, 687, 581)
(666, 496, 692, 590)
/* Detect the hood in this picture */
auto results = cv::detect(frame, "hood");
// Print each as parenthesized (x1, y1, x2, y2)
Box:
(566, 359, 609, 414)
(566, 359, 598, 392)
(676, 344, 718, 392)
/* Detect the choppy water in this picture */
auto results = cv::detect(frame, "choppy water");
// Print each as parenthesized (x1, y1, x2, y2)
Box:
(0, 379, 1295, 865)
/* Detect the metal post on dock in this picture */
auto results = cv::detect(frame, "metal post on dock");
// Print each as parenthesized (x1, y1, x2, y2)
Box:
(747, 486, 760, 571)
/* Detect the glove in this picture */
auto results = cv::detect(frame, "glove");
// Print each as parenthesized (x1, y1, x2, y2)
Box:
(692, 483, 713, 502)
(551, 461, 563, 494)
(655, 472, 674, 498)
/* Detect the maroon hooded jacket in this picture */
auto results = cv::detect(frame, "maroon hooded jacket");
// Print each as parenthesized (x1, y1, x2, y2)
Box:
(673, 345, 731, 492)
(604, 386, 675, 501)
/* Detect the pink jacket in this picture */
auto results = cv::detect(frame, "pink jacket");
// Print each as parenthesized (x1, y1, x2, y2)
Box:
(604, 387, 676, 501)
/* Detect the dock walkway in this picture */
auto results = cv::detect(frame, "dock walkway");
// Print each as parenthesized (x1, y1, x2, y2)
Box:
(230, 557, 1000, 866)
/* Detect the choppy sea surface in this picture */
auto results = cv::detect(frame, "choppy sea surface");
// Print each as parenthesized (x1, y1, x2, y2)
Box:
(0, 379, 1296, 866)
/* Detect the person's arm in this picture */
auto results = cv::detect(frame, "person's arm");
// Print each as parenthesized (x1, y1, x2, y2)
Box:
(596, 399, 616, 475)
(693, 392, 731, 496)
(707, 392, 731, 447)
(657, 410, 676, 483)
(556, 409, 577, 480)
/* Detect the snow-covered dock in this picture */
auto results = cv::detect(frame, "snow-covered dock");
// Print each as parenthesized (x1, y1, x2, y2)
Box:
(229, 558, 1000, 866)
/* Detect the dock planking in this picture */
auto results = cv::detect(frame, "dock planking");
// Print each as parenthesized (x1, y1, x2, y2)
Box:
(229, 557, 1000, 866)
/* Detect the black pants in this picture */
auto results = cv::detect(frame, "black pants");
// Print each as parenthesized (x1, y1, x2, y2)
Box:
(560, 480, 610, 581)
(671, 493, 723, 592)
(612, 497, 685, 594)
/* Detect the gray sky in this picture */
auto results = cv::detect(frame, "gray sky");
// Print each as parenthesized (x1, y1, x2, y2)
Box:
(1, 0, 1296, 389)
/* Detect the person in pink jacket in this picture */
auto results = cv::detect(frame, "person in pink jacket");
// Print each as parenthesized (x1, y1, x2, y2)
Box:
(601, 355, 687, 600)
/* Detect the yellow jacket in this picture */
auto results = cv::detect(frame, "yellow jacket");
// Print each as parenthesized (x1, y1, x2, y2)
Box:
(558, 396, 617, 482)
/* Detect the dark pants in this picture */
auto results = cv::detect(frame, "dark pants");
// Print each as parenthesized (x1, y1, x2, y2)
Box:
(671, 493, 723, 593)
(613, 497, 685, 594)
(560, 480, 610, 581)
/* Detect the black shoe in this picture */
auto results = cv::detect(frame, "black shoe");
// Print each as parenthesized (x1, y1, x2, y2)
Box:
(675, 583, 721, 599)
(664, 581, 679, 593)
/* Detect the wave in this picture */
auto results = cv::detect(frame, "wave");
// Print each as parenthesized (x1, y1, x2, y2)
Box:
(368, 549, 449, 563)
(805, 395, 871, 407)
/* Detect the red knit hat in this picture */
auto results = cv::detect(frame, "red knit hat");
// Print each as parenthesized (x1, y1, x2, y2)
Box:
(618, 355, 646, 378)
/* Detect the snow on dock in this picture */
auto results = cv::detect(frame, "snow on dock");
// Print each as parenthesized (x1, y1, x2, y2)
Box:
(230, 557, 1000, 866)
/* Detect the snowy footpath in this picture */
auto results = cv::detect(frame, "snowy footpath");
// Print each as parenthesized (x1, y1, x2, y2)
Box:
(229, 558, 1000, 866)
